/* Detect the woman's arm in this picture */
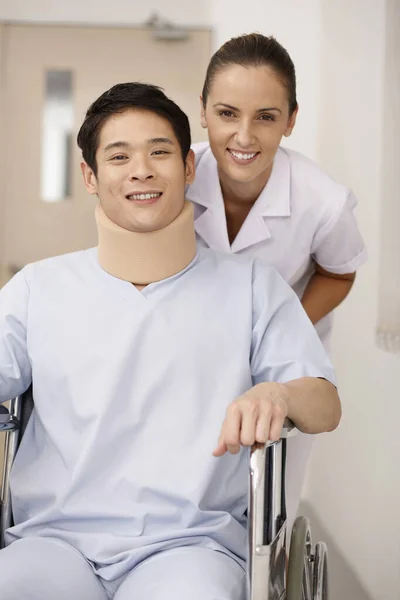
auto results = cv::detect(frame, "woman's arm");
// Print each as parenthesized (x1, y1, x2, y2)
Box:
(301, 263, 356, 325)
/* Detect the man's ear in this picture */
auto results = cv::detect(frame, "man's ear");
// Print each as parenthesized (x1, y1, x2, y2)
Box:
(283, 105, 299, 138)
(200, 96, 207, 129)
(81, 161, 98, 195)
(185, 149, 196, 185)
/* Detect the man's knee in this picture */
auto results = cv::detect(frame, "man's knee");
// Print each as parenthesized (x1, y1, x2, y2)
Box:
(0, 538, 107, 600)
(114, 547, 246, 600)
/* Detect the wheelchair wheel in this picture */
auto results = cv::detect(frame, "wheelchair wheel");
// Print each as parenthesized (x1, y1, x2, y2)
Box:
(286, 516, 313, 600)
(312, 542, 328, 599)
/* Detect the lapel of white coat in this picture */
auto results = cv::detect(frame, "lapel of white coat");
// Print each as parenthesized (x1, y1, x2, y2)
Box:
(231, 148, 292, 253)
(186, 147, 231, 252)
(187, 146, 291, 253)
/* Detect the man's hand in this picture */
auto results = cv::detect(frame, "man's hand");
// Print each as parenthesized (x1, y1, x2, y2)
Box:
(213, 383, 289, 457)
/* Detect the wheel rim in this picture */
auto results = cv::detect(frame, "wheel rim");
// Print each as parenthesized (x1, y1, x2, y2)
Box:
(287, 516, 313, 600)
(312, 542, 328, 600)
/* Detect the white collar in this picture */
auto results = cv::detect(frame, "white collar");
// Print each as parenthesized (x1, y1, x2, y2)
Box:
(187, 146, 291, 253)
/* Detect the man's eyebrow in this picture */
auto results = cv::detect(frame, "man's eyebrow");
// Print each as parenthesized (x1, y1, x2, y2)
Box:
(213, 102, 282, 114)
(103, 141, 131, 153)
(147, 137, 175, 146)
(103, 138, 175, 153)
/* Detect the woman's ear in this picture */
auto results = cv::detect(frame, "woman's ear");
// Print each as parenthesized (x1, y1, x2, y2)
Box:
(284, 106, 299, 138)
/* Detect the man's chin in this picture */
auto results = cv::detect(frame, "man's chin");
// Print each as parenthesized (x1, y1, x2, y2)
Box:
(124, 224, 157, 234)
(123, 218, 166, 234)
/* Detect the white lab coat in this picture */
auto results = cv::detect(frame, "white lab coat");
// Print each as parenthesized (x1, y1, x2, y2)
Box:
(187, 142, 367, 527)
(187, 142, 367, 350)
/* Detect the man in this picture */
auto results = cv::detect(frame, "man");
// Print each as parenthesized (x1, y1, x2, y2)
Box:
(0, 83, 340, 600)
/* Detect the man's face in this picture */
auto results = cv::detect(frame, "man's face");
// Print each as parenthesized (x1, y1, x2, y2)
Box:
(81, 108, 195, 233)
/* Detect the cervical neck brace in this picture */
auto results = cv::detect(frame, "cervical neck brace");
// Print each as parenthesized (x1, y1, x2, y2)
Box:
(95, 200, 197, 285)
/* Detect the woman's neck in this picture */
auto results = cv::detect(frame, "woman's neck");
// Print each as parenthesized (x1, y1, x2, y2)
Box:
(218, 163, 273, 245)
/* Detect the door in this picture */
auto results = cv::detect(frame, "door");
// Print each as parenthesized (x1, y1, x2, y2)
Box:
(0, 24, 211, 267)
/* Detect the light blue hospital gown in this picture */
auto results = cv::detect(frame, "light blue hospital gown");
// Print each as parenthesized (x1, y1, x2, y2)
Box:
(0, 246, 335, 599)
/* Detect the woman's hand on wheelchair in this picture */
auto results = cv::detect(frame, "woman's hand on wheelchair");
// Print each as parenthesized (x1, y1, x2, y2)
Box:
(212, 382, 289, 456)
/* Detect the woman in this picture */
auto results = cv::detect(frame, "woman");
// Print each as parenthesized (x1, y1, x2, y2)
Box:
(186, 33, 367, 530)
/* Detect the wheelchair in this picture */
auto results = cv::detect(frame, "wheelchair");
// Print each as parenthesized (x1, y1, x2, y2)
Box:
(0, 387, 328, 599)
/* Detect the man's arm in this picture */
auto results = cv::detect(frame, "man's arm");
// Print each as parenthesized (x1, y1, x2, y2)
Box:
(213, 378, 340, 456)
(0, 269, 32, 402)
(283, 377, 340, 433)
(214, 263, 341, 456)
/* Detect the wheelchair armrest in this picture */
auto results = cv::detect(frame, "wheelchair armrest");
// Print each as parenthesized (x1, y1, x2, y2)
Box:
(276, 417, 297, 442)
(0, 406, 20, 432)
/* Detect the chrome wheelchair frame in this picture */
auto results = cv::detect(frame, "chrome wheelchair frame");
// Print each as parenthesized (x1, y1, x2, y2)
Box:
(0, 388, 328, 599)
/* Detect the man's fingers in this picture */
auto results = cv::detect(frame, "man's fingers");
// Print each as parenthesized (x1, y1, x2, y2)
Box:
(239, 400, 259, 446)
(269, 410, 286, 442)
(224, 402, 243, 453)
(212, 439, 227, 457)
(254, 409, 272, 444)
(214, 393, 288, 457)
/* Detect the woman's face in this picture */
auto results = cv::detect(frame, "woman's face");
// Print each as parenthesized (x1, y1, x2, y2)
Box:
(201, 64, 297, 188)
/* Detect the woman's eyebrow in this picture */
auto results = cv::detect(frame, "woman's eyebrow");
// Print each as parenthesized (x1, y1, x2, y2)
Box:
(213, 102, 282, 114)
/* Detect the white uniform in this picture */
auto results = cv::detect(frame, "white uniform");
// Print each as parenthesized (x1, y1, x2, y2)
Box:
(188, 142, 367, 349)
(187, 142, 367, 531)
(0, 246, 335, 599)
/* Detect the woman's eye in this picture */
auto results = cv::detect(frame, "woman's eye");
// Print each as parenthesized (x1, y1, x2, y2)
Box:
(258, 114, 275, 122)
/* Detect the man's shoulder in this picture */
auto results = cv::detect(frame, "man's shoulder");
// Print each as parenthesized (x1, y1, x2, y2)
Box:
(196, 246, 279, 281)
(193, 248, 294, 318)
(21, 248, 97, 285)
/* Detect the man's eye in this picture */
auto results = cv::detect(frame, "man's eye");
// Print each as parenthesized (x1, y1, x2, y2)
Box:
(152, 150, 169, 156)
(111, 155, 128, 161)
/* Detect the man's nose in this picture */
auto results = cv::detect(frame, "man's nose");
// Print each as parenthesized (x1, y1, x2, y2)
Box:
(129, 157, 155, 181)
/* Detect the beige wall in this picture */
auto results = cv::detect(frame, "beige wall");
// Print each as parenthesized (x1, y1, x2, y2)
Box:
(0, 23, 4, 485)
(0, 15, 6, 471)
(303, 1, 400, 598)
(376, 0, 400, 349)
(0, 265, 12, 288)
(0, 0, 211, 26)
(1, 24, 210, 268)
(0, 24, 5, 268)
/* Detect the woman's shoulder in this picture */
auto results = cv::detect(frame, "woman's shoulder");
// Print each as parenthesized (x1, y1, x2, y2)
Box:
(280, 146, 350, 203)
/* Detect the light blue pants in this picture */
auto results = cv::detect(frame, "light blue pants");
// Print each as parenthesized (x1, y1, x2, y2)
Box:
(0, 537, 246, 599)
